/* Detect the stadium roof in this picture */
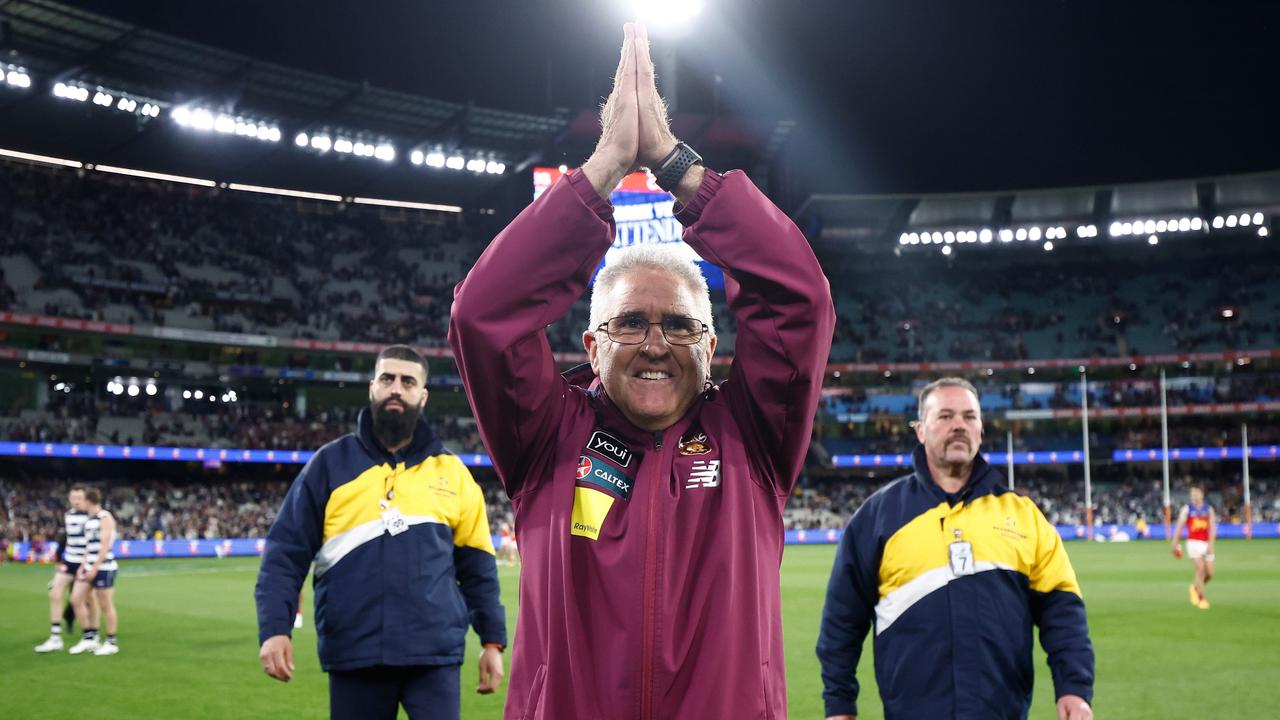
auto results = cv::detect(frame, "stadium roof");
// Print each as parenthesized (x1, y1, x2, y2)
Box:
(0, 0, 588, 205)
(798, 169, 1280, 251)
(2, 1, 1277, 208)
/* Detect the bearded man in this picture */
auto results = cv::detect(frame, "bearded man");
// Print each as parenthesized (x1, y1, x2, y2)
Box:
(255, 344, 506, 720)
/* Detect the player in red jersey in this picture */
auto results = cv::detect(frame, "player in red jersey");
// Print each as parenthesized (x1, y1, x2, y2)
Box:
(1171, 485, 1216, 609)
(496, 521, 519, 568)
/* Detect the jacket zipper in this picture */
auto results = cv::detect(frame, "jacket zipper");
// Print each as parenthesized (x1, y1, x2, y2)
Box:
(639, 432, 663, 720)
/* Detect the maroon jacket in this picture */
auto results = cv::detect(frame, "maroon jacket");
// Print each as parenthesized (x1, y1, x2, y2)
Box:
(449, 169, 834, 719)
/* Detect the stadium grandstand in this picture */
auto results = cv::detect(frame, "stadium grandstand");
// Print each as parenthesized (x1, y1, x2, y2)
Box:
(1, 1, 1278, 718)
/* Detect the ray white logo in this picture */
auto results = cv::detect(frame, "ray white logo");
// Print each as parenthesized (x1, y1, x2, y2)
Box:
(684, 460, 721, 490)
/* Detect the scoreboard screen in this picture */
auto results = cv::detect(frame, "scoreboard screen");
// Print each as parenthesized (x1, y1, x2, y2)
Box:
(533, 167, 725, 290)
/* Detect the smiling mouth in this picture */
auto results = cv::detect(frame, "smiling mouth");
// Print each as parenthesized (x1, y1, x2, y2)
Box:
(635, 371, 672, 381)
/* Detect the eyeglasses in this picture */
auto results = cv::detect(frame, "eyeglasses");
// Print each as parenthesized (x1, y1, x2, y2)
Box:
(595, 315, 710, 346)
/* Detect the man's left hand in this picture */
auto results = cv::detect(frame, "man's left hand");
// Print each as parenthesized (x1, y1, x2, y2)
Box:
(79, 565, 98, 583)
(1057, 694, 1092, 720)
(632, 23, 679, 170)
(476, 645, 504, 694)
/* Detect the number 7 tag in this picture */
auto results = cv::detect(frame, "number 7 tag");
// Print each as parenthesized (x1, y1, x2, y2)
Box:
(949, 541, 975, 576)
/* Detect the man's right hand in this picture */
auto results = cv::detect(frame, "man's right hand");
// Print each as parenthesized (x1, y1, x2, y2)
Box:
(259, 634, 295, 682)
(581, 23, 640, 198)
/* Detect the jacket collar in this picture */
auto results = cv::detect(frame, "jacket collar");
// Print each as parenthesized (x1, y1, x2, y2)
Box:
(910, 444, 1002, 505)
(356, 407, 444, 466)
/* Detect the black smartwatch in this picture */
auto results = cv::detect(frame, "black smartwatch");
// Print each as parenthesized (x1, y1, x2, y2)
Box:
(654, 142, 703, 193)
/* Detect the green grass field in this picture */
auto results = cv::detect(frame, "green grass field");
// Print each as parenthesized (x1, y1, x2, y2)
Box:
(2, 540, 1278, 718)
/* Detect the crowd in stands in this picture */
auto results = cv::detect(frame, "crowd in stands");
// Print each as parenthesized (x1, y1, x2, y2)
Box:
(822, 373, 1280, 420)
(0, 159, 486, 348)
(3, 392, 486, 454)
(5, 158, 1279, 364)
(5, 463, 1275, 549)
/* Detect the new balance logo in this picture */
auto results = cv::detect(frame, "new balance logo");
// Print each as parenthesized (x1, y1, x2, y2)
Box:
(684, 460, 721, 490)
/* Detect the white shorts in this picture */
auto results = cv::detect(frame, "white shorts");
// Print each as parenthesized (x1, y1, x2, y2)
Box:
(1187, 540, 1213, 560)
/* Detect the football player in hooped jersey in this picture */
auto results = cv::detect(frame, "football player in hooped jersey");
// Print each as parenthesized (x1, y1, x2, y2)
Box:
(34, 486, 95, 653)
(1171, 485, 1216, 610)
(70, 487, 121, 655)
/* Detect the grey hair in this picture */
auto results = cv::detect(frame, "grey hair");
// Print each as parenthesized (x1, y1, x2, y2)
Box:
(588, 244, 715, 336)
(917, 377, 980, 420)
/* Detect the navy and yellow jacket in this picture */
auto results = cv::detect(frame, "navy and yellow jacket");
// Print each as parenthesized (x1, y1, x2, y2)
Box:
(817, 446, 1094, 719)
(255, 410, 505, 671)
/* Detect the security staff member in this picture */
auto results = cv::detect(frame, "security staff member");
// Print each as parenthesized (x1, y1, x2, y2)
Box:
(256, 345, 506, 720)
(817, 377, 1094, 720)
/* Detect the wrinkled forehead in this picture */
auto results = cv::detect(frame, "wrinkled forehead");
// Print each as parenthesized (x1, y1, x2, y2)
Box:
(602, 266, 701, 318)
(925, 386, 982, 417)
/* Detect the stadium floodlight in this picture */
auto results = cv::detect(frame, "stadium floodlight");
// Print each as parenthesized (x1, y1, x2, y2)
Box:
(943, 231, 955, 244)
(0, 146, 83, 168)
(145, 383, 158, 396)
(1028, 226, 1041, 241)
(1177, 218, 1190, 232)
(558, 164, 569, 173)
(94, 164, 216, 187)
(1222, 308, 1234, 318)
(352, 197, 464, 213)
(375, 144, 395, 162)
(1142, 219, 1155, 234)
(183, 390, 191, 399)
(908, 232, 920, 244)
(1252, 212, 1264, 225)
(1043, 241, 1054, 252)
(1108, 221, 1122, 236)
(485, 160, 505, 174)
(92, 91, 113, 106)
(1237, 213, 1250, 227)
(310, 135, 332, 152)
(941, 245, 952, 256)
(1155, 220, 1167, 233)
(214, 114, 235, 134)
(410, 150, 424, 165)
(1260, 227, 1270, 237)
(979, 228, 993, 243)
(1191, 217, 1203, 230)
(1212, 215, 1224, 228)
(899, 233, 910, 245)
(446, 155, 465, 170)
(1148, 234, 1159, 245)
(5, 69, 31, 88)
(189, 108, 214, 131)
(999, 229, 1013, 242)
(1225, 214, 1237, 228)
(1015, 228, 1027, 241)
(193, 390, 204, 399)
(127, 383, 140, 397)
(426, 152, 445, 168)
(294, 132, 309, 147)
(466, 158, 486, 173)
(620, 0, 705, 31)
(227, 183, 343, 202)
(334, 138, 354, 154)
